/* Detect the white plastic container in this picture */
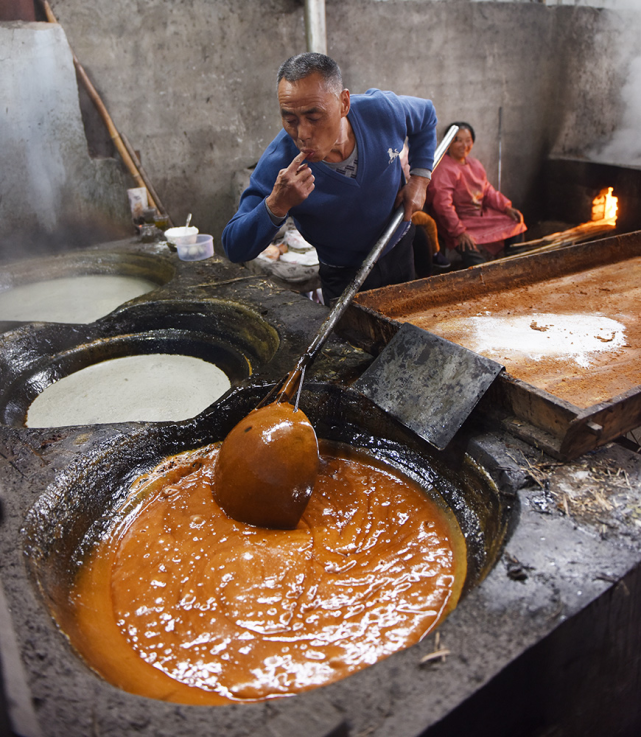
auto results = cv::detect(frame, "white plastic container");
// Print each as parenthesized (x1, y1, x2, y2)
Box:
(177, 234, 214, 261)
(165, 226, 199, 246)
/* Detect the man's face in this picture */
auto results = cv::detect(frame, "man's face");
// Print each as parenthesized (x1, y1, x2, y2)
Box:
(277, 72, 350, 163)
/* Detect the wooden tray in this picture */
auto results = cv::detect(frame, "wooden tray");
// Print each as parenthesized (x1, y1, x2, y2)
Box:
(338, 231, 641, 461)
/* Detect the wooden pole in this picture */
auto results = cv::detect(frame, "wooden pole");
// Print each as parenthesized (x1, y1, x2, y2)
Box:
(41, 0, 170, 216)
(120, 132, 174, 226)
(500, 222, 616, 263)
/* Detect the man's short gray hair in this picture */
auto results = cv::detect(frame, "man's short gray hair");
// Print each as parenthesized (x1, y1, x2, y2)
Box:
(277, 53, 343, 95)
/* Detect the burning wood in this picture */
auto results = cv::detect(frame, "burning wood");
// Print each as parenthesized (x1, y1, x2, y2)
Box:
(591, 186, 618, 224)
(502, 187, 619, 261)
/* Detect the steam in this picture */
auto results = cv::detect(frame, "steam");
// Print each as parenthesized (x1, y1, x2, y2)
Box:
(589, 55, 641, 167)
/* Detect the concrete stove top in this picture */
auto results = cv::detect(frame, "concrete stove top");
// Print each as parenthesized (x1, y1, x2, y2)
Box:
(0, 239, 640, 737)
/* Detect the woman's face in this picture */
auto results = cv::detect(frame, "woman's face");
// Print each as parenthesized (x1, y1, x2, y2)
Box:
(448, 128, 474, 162)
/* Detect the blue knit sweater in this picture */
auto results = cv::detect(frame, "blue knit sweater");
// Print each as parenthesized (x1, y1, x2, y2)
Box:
(222, 89, 437, 268)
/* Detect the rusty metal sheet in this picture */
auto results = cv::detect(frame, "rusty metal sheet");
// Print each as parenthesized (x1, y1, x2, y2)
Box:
(353, 323, 503, 450)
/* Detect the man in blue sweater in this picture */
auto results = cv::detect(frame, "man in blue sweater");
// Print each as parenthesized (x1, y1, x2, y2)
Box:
(222, 53, 437, 303)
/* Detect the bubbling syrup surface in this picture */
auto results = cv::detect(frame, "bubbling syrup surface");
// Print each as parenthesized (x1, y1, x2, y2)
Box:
(66, 441, 466, 704)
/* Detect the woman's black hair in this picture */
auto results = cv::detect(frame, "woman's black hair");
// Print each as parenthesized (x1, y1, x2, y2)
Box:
(446, 121, 475, 143)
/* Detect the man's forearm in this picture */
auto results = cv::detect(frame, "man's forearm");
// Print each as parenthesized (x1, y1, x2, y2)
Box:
(221, 201, 283, 263)
(265, 193, 289, 220)
(265, 199, 287, 225)
(399, 174, 430, 220)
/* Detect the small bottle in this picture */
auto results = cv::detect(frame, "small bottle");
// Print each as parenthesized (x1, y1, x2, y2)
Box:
(142, 207, 158, 224)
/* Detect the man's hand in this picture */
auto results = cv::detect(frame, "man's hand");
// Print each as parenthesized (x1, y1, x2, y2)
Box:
(266, 151, 315, 219)
(456, 232, 478, 252)
(395, 174, 429, 222)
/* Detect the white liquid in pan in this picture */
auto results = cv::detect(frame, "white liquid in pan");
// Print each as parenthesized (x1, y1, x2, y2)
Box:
(27, 354, 231, 427)
(0, 275, 157, 324)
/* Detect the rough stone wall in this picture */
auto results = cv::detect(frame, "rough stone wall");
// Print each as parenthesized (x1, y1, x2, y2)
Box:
(2, 1, 639, 249)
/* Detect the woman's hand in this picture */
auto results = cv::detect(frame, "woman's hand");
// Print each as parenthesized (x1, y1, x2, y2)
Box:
(456, 232, 478, 252)
(505, 206, 524, 223)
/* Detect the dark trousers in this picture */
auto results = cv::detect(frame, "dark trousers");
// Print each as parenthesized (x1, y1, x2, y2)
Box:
(459, 232, 526, 268)
(412, 224, 433, 278)
(319, 224, 416, 304)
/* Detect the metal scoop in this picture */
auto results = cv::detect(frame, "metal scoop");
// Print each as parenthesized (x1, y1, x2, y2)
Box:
(212, 207, 405, 528)
(213, 129, 459, 529)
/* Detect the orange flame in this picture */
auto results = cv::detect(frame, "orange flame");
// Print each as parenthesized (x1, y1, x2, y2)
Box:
(591, 187, 618, 225)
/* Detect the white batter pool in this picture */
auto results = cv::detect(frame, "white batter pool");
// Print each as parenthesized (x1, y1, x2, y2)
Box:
(0, 275, 158, 324)
(26, 354, 231, 427)
(430, 313, 626, 368)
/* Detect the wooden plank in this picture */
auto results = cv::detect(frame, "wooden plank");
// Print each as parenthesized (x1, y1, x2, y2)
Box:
(340, 231, 641, 460)
(353, 230, 641, 318)
(478, 374, 578, 439)
(560, 387, 641, 459)
(497, 417, 565, 460)
(336, 305, 400, 356)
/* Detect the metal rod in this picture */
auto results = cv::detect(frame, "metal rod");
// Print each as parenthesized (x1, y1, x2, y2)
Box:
(258, 126, 458, 408)
(300, 124, 458, 366)
(498, 106, 503, 192)
(305, 0, 327, 54)
(433, 124, 458, 169)
(293, 364, 306, 412)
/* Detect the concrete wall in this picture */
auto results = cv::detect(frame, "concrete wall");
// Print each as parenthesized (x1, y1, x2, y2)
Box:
(330, 1, 559, 222)
(2, 1, 640, 252)
(330, 1, 641, 217)
(44, 0, 307, 251)
(0, 21, 132, 258)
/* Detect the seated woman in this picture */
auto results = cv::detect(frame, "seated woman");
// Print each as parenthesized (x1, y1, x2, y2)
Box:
(425, 122, 526, 267)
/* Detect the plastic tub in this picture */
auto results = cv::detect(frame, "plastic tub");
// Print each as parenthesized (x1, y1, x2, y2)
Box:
(177, 234, 214, 261)
(165, 226, 199, 246)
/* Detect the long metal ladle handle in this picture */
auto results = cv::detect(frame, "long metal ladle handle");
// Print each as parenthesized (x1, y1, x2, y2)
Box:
(259, 125, 459, 407)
